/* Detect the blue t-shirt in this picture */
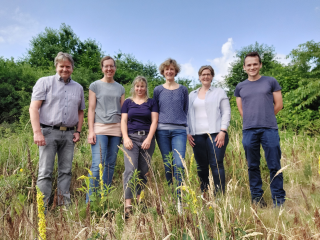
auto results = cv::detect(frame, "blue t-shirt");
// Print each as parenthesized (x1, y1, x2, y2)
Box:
(121, 98, 159, 133)
(153, 85, 189, 127)
(234, 76, 281, 130)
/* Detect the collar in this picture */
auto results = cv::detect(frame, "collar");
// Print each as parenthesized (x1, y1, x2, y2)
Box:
(56, 73, 71, 84)
(193, 85, 213, 93)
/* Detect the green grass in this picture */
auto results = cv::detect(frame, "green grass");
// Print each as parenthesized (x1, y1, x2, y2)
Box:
(1, 112, 320, 239)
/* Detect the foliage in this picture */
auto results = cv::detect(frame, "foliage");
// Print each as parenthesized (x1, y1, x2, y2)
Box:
(27, 23, 103, 73)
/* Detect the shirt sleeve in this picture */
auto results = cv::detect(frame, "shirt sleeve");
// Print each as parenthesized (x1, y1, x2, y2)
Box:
(121, 99, 129, 113)
(79, 87, 86, 110)
(183, 86, 189, 115)
(153, 87, 159, 104)
(31, 78, 46, 101)
(89, 81, 96, 93)
(234, 84, 241, 97)
(271, 78, 282, 92)
(121, 85, 125, 96)
(150, 99, 159, 113)
(220, 90, 231, 130)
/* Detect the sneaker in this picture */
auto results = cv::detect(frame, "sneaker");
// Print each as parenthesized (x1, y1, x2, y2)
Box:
(252, 197, 267, 208)
(177, 199, 182, 215)
(125, 206, 133, 219)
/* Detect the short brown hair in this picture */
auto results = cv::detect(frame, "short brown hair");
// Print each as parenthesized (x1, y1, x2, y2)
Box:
(159, 58, 180, 76)
(198, 65, 215, 77)
(244, 52, 261, 65)
(100, 56, 116, 69)
(54, 52, 74, 68)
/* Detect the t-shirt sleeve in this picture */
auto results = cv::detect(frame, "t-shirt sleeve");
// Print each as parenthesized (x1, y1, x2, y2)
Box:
(121, 99, 129, 113)
(89, 82, 96, 93)
(150, 99, 159, 113)
(31, 78, 46, 101)
(119, 84, 125, 96)
(271, 78, 282, 92)
(234, 84, 241, 97)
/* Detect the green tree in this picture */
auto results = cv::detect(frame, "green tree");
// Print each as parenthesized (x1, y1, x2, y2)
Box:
(224, 42, 276, 94)
(27, 23, 103, 72)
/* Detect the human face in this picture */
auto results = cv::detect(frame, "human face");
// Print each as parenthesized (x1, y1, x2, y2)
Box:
(134, 81, 147, 98)
(243, 56, 262, 80)
(163, 64, 176, 81)
(199, 69, 213, 87)
(56, 60, 73, 81)
(102, 59, 116, 78)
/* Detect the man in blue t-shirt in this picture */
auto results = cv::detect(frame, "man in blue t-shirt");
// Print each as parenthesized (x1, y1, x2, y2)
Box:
(234, 51, 286, 208)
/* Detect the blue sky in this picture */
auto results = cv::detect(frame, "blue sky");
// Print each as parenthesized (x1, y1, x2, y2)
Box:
(1, 0, 319, 82)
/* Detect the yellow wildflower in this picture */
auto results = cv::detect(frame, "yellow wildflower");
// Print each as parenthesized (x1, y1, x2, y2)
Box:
(99, 163, 104, 199)
(36, 187, 46, 240)
(19, 168, 23, 172)
(209, 206, 212, 209)
(77, 175, 89, 180)
(190, 154, 194, 168)
(140, 190, 145, 201)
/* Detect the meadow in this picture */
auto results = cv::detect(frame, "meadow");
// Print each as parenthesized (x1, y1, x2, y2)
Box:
(0, 106, 320, 240)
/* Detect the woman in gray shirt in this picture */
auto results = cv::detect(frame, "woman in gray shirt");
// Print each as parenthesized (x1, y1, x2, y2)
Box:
(86, 56, 125, 202)
(187, 65, 230, 196)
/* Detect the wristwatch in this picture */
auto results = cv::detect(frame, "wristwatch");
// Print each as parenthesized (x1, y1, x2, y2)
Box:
(220, 130, 227, 134)
(76, 131, 81, 134)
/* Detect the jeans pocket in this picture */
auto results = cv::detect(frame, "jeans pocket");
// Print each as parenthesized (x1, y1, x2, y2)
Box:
(41, 128, 51, 136)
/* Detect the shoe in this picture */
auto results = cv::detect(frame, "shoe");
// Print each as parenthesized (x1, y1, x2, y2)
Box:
(125, 206, 133, 219)
(177, 199, 182, 215)
(252, 197, 267, 208)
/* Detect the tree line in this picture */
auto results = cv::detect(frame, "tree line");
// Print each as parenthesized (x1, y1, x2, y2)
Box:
(0, 24, 319, 134)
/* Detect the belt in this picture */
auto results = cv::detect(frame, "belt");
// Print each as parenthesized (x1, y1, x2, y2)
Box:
(40, 124, 75, 131)
(133, 130, 148, 136)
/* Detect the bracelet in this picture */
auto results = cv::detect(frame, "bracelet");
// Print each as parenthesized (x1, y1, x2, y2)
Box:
(220, 130, 227, 134)
(76, 131, 81, 134)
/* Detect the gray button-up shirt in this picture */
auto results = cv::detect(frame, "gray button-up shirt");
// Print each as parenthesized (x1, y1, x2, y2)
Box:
(31, 73, 86, 127)
(187, 86, 231, 135)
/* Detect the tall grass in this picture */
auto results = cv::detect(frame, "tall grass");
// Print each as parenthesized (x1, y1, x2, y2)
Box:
(1, 112, 320, 239)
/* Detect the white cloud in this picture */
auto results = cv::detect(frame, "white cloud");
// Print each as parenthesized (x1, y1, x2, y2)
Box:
(0, 8, 40, 45)
(275, 53, 291, 65)
(207, 38, 236, 83)
(180, 60, 197, 79)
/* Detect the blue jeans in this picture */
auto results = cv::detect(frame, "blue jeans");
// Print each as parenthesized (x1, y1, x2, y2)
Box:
(242, 128, 286, 206)
(156, 129, 187, 188)
(86, 135, 121, 202)
(192, 133, 229, 193)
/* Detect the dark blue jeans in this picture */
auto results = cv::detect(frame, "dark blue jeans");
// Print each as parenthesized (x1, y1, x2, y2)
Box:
(242, 128, 286, 206)
(86, 135, 121, 203)
(192, 133, 229, 194)
(156, 129, 187, 188)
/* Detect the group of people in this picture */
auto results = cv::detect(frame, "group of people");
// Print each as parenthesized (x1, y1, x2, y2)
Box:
(29, 51, 286, 217)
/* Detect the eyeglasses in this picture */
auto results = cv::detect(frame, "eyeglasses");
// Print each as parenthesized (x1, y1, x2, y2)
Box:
(103, 65, 115, 69)
(201, 74, 212, 77)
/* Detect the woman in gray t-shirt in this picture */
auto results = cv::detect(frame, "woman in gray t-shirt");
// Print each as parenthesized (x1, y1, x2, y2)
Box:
(86, 56, 125, 203)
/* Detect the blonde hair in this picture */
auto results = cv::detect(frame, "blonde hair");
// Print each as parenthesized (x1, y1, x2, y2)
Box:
(129, 76, 149, 102)
(159, 58, 181, 76)
(54, 52, 74, 68)
(198, 65, 215, 77)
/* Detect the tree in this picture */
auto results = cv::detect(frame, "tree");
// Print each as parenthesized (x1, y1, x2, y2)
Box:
(224, 42, 276, 93)
(27, 23, 103, 72)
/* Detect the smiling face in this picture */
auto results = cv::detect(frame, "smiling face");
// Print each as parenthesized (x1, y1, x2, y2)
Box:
(163, 64, 176, 81)
(243, 56, 262, 80)
(56, 60, 73, 81)
(134, 81, 147, 98)
(102, 59, 116, 78)
(199, 69, 213, 87)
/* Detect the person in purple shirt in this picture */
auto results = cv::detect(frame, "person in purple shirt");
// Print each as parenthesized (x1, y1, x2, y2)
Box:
(121, 76, 159, 219)
(235, 51, 286, 208)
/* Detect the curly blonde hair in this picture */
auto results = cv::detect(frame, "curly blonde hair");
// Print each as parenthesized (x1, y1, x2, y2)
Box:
(159, 58, 181, 77)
